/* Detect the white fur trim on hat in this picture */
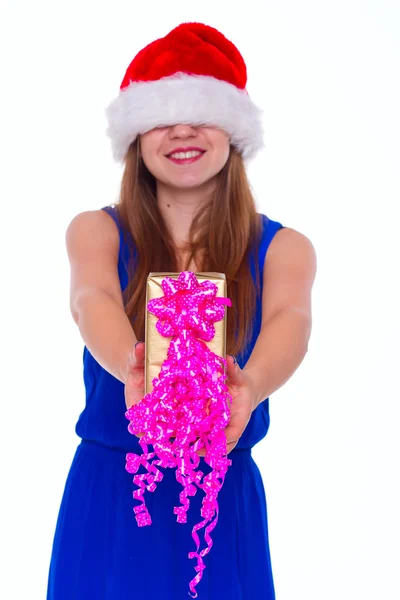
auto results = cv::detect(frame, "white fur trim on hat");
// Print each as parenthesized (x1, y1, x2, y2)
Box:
(105, 72, 265, 163)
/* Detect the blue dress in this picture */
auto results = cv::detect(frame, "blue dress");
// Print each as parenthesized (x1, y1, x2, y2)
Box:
(46, 205, 285, 600)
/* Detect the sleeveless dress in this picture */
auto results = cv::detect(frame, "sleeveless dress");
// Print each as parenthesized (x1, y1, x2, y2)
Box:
(46, 205, 285, 600)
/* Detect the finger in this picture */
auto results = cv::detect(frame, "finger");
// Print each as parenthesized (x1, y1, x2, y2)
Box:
(225, 354, 243, 386)
(196, 439, 237, 457)
(124, 366, 145, 407)
(126, 343, 145, 377)
(224, 411, 243, 445)
(127, 385, 144, 407)
(224, 354, 235, 374)
(134, 341, 145, 363)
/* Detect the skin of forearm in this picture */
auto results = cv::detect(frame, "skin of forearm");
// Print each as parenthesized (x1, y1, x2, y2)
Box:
(74, 290, 138, 384)
(243, 307, 311, 409)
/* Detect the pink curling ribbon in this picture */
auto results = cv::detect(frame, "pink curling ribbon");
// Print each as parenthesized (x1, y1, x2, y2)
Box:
(125, 271, 233, 598)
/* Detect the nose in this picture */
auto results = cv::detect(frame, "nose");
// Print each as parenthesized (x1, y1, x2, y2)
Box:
(168, 123, 198, 137)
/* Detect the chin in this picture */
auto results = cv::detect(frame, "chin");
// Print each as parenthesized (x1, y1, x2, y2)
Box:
(169, 180, 206, 191)
(166, 173, 213, 189)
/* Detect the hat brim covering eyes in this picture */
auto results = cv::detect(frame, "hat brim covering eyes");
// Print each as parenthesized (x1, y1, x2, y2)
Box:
(105, 23, 265, 163)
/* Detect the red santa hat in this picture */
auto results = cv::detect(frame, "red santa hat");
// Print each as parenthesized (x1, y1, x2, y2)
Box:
(105, 22, 264, 163)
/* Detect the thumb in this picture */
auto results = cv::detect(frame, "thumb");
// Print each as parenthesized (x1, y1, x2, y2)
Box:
(225, 354, 244, 385)
(133, 340, 145, 364)
(127, 341, 145, 373)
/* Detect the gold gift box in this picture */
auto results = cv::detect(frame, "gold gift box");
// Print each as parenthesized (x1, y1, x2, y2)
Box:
(145, 272, 228, 395)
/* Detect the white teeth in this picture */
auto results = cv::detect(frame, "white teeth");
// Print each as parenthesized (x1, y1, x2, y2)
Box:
(169, 150, 203, 159)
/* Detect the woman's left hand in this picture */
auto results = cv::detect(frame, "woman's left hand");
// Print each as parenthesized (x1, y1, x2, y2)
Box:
(196, 355, 258, 457)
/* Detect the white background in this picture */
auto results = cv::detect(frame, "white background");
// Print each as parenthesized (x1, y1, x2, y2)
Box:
(1, 1, 399, 599)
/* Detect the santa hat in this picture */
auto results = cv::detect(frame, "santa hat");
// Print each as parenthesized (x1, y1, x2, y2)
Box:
(105, 22, 264, 163)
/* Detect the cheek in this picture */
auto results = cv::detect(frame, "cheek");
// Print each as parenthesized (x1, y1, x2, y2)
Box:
(140, 139, 162, 169)
(140, 130, 163, 152)
(216, 142, 230, 166)
(216, 135, 230, 155)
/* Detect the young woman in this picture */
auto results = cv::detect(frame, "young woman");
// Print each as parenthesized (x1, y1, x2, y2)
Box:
(46, 22, 316, 600)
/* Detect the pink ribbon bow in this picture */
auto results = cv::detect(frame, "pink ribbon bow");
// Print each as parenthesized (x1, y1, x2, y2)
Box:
(125, 271, 233, 598)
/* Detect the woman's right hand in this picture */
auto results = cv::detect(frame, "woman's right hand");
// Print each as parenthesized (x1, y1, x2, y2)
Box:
(124, 341, 146, 438)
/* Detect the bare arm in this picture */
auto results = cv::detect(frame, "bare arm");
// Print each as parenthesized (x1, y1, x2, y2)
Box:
(66, 209, 138, 384)
(74, 290, 137, 384)
(243, 227, 317, 407)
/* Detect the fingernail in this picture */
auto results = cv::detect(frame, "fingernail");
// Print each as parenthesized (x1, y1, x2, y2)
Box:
(135, 341, 144, 348)
(228, 354, 237, 365)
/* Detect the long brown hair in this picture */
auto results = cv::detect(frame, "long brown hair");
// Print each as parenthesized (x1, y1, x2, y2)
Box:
(113, 137, 263, 360)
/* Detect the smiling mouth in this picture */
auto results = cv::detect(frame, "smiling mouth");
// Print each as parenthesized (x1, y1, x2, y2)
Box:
(167, 151, 206, 165)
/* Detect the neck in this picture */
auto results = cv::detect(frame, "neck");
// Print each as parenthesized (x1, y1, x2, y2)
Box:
(156, 180, 215, 248)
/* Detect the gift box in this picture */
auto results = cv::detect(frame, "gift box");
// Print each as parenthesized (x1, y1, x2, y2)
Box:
(144, 272, 228, 395)
(127, 270, 232, 598)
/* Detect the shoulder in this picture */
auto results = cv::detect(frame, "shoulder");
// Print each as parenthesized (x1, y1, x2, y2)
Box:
(66, 208, 118, 232)
(267, 226, 316, 268)
(258, 214, 316, 269)
(65, 209, 120, 250)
